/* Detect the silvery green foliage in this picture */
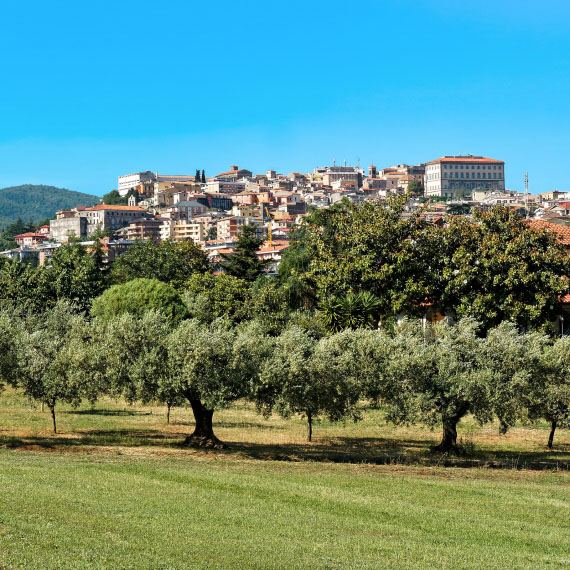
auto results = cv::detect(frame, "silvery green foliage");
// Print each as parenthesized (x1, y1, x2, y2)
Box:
(483, 323, 549, 431)
(97, 310, 172, 404)
(17, 301, 88, 414)
(376, 318, 491, 431)
(526, 335, 570, 432)
(0, 309, 21, 389)
(165, 318, 264, 410)
(256, 325, 365, 432)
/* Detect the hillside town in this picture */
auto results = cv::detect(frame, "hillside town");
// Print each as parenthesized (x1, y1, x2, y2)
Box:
(2, 154, 570, 272)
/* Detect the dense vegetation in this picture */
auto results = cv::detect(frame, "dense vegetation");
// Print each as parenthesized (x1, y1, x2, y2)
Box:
(0, 184, 99, 229)
(0, 203, 569, 453)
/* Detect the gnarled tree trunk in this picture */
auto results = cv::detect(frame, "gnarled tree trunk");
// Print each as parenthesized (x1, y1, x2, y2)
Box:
(547, 419, 557, 450)
(184, 399, 224, 448)
(434, 404, 469, 453)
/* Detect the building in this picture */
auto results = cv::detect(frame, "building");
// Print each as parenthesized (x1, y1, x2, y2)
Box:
(83, 204, 147, 234)
(49, 212, 88, 243)
(118, 171, 157, 197)
(213, 165, 253, 181)
(313, 165, 363, 188)
(424, 155, 505, 199)
(14, 232, 49, 247)
(118, 171, 197, 197)
(161, 219, 205, 243)
(118, 218, 163, 241)
(205, 180, 246, 194)
(216, 217, 262, 242)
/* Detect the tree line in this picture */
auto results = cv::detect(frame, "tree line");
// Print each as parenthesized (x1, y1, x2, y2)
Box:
(0, 304, 569, 451)
(0, 201, 568, 452)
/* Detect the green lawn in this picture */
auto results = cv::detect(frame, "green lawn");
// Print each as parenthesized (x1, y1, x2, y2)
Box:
(1, 390, 570, 568)
(0, 451, 569, 569)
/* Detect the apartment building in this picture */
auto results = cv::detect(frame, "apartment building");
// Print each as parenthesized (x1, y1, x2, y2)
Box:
(216, 217, 262, 242)
(118, 218, 163, 241)
(160, 219, 205, 243)
(83, 204, 147, 234)
(424, 155, 505, 199)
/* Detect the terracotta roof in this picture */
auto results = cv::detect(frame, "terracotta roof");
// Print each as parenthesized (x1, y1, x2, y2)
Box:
(15, 232, 46, 239)
(86, 204, 145, 212)
(426, 155, 504, 165)
(257, 244, 289, 254)
(527, 220, 570, 246)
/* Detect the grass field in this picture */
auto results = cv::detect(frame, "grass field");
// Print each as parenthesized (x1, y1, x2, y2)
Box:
(1, 389, 570, 568)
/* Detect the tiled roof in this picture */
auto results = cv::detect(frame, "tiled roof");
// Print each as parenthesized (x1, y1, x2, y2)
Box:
(426, 155, 503, 165)
(527, 220, 570, 246)
(86, 204, 144, 212)
(15, 232, 46, 238)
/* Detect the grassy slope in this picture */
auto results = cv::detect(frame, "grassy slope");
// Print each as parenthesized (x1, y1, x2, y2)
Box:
(0, 184, 99, 228)
(0, 452, 568, 569)
(1, 390, 570, 568)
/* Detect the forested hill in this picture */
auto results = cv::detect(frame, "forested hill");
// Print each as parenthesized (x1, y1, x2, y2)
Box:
(0, 184, 99, 228)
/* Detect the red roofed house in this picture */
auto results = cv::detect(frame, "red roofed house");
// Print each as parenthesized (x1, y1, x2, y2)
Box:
(14, 232, 48, 247)
(83, 204, 147, 234)
(213, 165, 253, 181)
(527, 219, 570, 249)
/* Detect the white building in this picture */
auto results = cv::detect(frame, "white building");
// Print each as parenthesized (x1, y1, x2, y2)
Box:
(118, 171, 156, 196)
(424, 155, 505, 200)
(118, 172, 197, 197)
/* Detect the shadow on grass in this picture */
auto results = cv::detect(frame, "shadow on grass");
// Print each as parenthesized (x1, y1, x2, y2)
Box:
(2, 428, 569, 470)
(175, 420, 286, 431)
(226, 440, 570, 470)
(63, 409, 152, 417)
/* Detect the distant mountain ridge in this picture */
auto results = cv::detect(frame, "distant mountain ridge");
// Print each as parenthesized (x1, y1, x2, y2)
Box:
(0, 184, 99, 229)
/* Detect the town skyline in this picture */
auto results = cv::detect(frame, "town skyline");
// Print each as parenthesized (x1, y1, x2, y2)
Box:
(1, 0, 570, 195)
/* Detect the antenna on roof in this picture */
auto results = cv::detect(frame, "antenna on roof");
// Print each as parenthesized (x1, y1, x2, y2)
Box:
(524, 172, 529, 219)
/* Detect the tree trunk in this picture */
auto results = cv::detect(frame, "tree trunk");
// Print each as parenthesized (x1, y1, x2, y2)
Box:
(307, 412, 313, 442)
(166, 403, 171, 425)
(183, 399, 223, 448)
(548, 419, 557, 450)
(49, 404, 57, 434)
(433, 405, 469, 453)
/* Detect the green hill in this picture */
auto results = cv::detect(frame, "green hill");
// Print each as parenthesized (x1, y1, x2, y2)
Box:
(0, 184, 99, 229)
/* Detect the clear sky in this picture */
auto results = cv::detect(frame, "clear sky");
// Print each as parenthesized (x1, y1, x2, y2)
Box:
(1, 0, 569, 195)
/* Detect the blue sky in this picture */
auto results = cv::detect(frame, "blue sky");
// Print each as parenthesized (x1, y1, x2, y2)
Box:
(1, 0, 569, 195)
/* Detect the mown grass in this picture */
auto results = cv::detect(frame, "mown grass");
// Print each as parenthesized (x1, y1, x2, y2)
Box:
(1, 451, 570, 569)
(1, 389, 570, 568)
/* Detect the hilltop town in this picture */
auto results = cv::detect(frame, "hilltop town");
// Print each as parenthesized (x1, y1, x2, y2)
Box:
(3, 154, 568, 270)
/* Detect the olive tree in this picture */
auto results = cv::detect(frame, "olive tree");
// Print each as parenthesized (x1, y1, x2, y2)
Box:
(165, 318, 271, 447)
(0, 310, 21, 390)
(482, 322, 548, 434)
(16, 302, 90, 433)
(525, 335, 570, 449)
(256, 326, 364, 441)
(377, 319, 492, 452)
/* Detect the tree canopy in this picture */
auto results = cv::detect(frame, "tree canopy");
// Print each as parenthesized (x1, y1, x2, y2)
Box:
(220, 225, 266, 281)
(91, 278, 187, 322)
(110, 240, 209, 288)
